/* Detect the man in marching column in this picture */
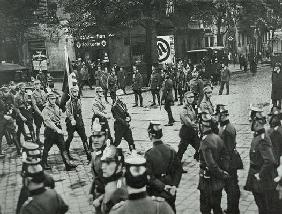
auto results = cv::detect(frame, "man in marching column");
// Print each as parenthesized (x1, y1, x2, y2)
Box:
(214, 104, 242, 214)
(31, 79, 47, 145)
(65, 85, 91, 161)
(149, 65, 162, 106)
(41, 92, 77, 171)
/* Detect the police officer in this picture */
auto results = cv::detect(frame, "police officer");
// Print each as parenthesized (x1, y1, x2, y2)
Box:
(149, 66, 162, 106)
(162, 72, 175, 126)
(214, 104, 242, 214)
(31, 79, 47, 145)
(244, 106, 278, 214)
(19, 158, 69, 214)
(145, 121, 182, 212)
(198, 112, 230, 214)
(132, 66, 143, 107)
(14, 83, 35, 143)
(177, 91, 200, 162)
(92, 86, 113, 142)
(65, 86, 91, 161)
(111, 89, 135, 151)
(109, 151, 174, 214)
(41, 92, 77, 171)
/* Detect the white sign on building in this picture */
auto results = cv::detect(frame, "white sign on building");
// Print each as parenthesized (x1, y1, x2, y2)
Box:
(157, 35, 175, 64)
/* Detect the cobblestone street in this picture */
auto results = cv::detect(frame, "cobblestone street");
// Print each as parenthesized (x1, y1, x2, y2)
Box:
(0, 64, 274, 214)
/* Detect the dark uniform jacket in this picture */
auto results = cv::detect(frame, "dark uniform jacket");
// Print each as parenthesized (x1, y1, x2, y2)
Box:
(108, 73, 118, 92)
(117, 70, 126, 89)
(65, 97, 84, 126)
(109, 192, 174, 214)
(218, 120, 243, 171)
(161, 78, 174, 103)
(266, 126, 282, 165)
(132, 72, 143, 90)
(245, 130, 277, 193)
(145, 141, 182, 199)
(177, 71, 190, 90)
(189, 78, 204, 106)
(20, 188, 68, 214)
(111, 99, 130, 127)
(150, 72, 162, 90)
(198, 131, 229, 191)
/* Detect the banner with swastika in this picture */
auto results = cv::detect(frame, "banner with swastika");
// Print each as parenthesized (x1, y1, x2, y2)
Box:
(157, 35, 175, 64)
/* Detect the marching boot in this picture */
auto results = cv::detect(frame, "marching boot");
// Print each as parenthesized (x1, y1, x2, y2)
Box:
(30, 129, 36, 144)
(35, 128, 43, 146)
(22, 127, 32, 141)
(65, 139, 77, 161)
(42, 151, 51, 170)
(61, 151, 77, 171)
(4, 130, 12, 145)
(13, 134, 22, 155)
(83, 141, 91, 161)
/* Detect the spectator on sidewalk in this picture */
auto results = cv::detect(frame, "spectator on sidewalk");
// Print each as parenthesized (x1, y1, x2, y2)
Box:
(271, 62, 282, 109)
(80, 63, 93, 90)
(219, 63, 231, 95)
(132, 66, 143, 107)
(117, 66, 126, 94)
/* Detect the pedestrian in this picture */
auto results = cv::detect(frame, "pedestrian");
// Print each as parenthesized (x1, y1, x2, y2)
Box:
(107, 67, 118, 105)
(31, 79, 47, 145)
(162, 72, 175, 126)
(19, 158, 69, 214)
(100, 67, 109, 103)
(111, 89, 135, 151)
(65, 86, 91, 161)
(80, 63, 93, 90)
(110, 151, 174, 214)
(271, 63, 282, 109)
(149, 66, 162, 106)
(132, 66, 143, 107)
(117, 66, 126, 94)
(41, 92, 77, 171)
(177, 91, 200, 162)
(219, 63, 231, 95)
(14, 83, 35, 143)
(244, 105, 278, 214)
(214, 104, 243, 214)
(97, 144, 128, 214)
(145, 121, 182, 212)
(92, 87, 113, 143)
(198, 112, 230, 214)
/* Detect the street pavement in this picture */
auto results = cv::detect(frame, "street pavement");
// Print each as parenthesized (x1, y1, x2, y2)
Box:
(0, 64, 274, 214)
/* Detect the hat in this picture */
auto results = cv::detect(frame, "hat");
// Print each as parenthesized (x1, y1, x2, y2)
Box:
(101, 145, 124, 164)
(95, 86, 103, 93)
(203, 85, 212, 93)
(214, 104, 228, 115)
(201, 112, 212, 122)
(249, 104, 264, 121)
(34, 79, 41, 84)
(91, 118, 105, 136)
(125, 150, 146, 166)
(116, 89, 124, 96)
(0, 85, 9, 91)
(70, 85, 79, 92)
(17, 82, 26, 88)
(47, 92, 56, 99)
(25, 159, 45, 183)
(184, 91, 194, 98)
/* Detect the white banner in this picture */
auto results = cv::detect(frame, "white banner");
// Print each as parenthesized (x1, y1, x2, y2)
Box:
(157, 35, 175, 64)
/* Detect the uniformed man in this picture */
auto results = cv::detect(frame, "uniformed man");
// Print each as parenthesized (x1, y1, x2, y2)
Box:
(149, 66, 162, 106)
(31, 79, 46, 145)
(189, 69, 204, 109)
(177, 91, 200, 162)
(214, 104, 242, 214)
(244, 106, 278, 214)
(109, 151, 174, 214)
(41, 92, 77, 171)
(199, 85, 214, 114)
(145, 121, 182, 212)
(162, 72, 175, 126)
(100, 67, 109, 103)
(65, 86, 91, 161)
(177, 68, 189, 106)
(14, 83, 35, 143)
(111, 89, 135, 151)
(94, 144, 128, 214)
(108, 68, 118, 105)
(19, 158, 68, 214)
(36, 69, 47, 90)
(92, 86, 113, 143)
(132, 66, 143, 107)
(198, 112, 229, 214)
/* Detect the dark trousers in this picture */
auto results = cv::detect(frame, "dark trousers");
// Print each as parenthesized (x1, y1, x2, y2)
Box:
(42, 127, 70, 167)
(219, 81, 229, 95)
(177, 125, 200, 161)
(16, 108, 34, 142)
(178, 88, 184, 104)
(224, 171, 240, 214)
(33, 106, 44, 142)
(103, 89, 108, 102)
(114, 121, 135, 150)
(151, 89, 160, 105)
(253, 190, 280, 214)
(65, 121, 89, 156)
(133, 89, 143, 106)
(59, 92, 70, 112)
(173, 85, 178, 101)
(109, 91, 116, 104)
(200, 189, 223, 214)
(164, 100, 174, 123)
(92, 114, 113, 143)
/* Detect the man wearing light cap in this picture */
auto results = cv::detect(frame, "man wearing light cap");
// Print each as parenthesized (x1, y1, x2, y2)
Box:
(65, 85, 91, 161)
(110, 151, 174, 214)
(92, 86, 113, 142)
(198, 112, 230, 214)
(145, 121, 182, 212)
(244, 106, 278, 213)
(111, 89, 135, 151)
(200, 85, 214, 115)
(41, 92, 76, 171)
(214, 104, 242, 214)
(31, 79, 47, 145)
(19, 158, 69, 214)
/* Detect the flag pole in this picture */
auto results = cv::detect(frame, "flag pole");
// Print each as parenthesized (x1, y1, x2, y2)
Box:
(64, 44, 74, 116)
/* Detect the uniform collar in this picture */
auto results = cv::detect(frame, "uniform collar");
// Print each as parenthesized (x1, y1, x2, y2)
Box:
(128, 191, 147, 200)
(254, 128, 265, 137)
(29, 187, 46, 196)
(203, 130, 213, 135)
(220, 120, 229, 127)
(153, 140, 163, 146)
